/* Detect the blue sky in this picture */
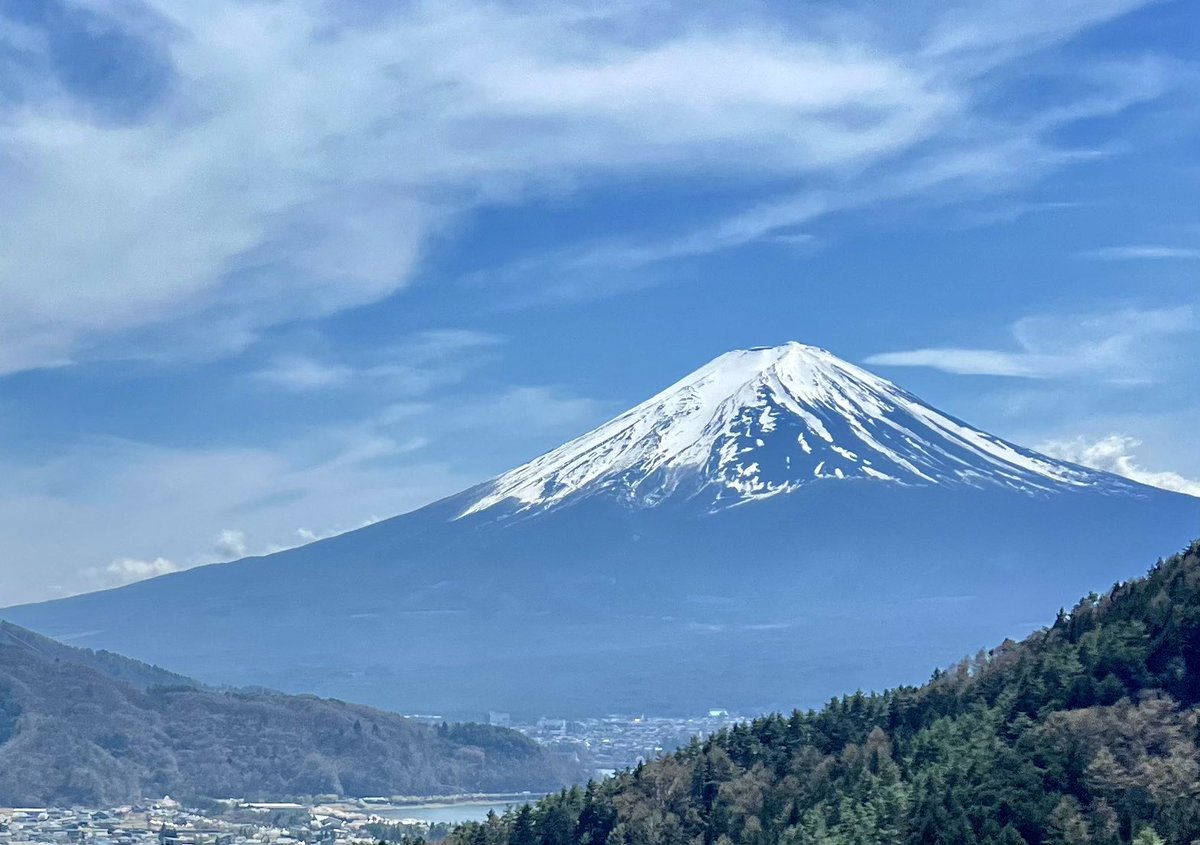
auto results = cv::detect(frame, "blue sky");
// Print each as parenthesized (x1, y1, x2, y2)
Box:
(0, 0, 1197, 603)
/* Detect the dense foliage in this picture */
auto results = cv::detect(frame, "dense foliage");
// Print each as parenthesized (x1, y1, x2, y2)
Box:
(0, 623, 580, 806)
(450, 541, 1200, 845)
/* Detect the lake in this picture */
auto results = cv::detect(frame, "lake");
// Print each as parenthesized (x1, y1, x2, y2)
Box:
(377, 799, 529, 824)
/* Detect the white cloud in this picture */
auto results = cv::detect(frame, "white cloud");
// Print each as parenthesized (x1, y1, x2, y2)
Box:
(0, 0, 1173, 372)
(214, 529, 248, 560)
(1038, 434, 1200, 497)
(865, 306, 1195, 380)
(1079, 245, 1200, 260)
(88, 556, 180, 588)
(291, 519, 377, 549)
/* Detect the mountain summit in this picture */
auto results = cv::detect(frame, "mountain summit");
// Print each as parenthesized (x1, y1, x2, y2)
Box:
(3, 344, 1197, 717)
(464, 342, 1121, 517)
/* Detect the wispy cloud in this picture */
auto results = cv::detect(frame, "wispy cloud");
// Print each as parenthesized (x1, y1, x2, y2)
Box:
(946, 200, 1085, 229)
(479, 47, 1181, 295)
(921, 0, 1153, 63)
(863, 348, 1051, 378)
(252, 357, 354, 392)
(250, 330, 503, 393)
(0, 0, 1177, 372)
(865, 306, 1195, 381)
(451, 386, 612, 435)
(1079, 245, 1200, 260)
(0, 432, 467, 603)
(0, 372, 611, 604)
(1038, 434, 1200, 497)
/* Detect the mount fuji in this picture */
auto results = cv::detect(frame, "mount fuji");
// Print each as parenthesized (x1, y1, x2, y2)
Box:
(462, 342, 1129, 514)
(4, 343, 1197, 717)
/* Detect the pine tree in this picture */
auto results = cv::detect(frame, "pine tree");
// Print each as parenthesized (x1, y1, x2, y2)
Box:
(510, 806, 535, 845)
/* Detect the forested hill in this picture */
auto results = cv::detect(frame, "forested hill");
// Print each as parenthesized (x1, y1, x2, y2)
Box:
(453, 541, 1200, 845)
(0, 623, 579, 806)
(0, 620, 195, 689)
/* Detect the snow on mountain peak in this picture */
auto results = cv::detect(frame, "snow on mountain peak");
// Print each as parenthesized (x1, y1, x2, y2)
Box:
(461, 342, 1131, 517)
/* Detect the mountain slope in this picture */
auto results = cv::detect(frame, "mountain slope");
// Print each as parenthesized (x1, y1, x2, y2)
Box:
(454, 540, 1200, 845)
(0, 623, 577, 806)
(3, 343, 1198, 718)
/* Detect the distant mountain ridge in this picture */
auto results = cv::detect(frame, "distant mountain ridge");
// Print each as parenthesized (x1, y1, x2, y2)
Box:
(4, 343, 1198, 718)
(0, 621, 577, 806)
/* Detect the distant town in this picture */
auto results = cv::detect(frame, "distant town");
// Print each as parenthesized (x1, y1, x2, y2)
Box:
(0, 712, 749, 845)
(483, 709, 748, 778)
(0, 797, 471, 845)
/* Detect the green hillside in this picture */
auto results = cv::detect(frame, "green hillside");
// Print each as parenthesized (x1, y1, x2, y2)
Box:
(452, 541, 1200, 845)
(0, 622, 580, 806)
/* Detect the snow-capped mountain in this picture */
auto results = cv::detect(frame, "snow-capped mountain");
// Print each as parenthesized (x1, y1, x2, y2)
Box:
(3, 343, 1196, 719)
(464, 343, 1125, 517)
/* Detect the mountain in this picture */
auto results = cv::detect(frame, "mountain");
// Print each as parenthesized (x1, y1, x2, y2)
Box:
(0, 621, 577, 806)
(463, 343, 1128, 515)
(451, 540, 1200, 845)
(3, 343, 1198, 718)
